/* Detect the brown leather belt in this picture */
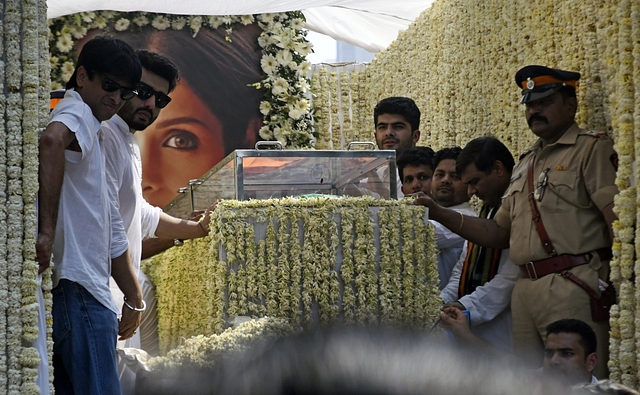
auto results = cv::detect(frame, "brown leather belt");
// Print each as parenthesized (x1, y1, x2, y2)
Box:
(520, 248, 612, 280)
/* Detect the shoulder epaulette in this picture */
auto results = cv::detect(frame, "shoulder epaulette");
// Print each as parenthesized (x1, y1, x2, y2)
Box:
(519, 149, 533, 161)
(580, 129, 608, 138)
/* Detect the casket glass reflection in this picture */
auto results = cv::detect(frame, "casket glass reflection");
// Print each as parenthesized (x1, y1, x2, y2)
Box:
(163, 148, 397, 217)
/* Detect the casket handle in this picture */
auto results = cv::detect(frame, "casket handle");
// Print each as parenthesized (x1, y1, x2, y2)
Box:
(347, 142, 375, 150)
(255, 141, 283, 150)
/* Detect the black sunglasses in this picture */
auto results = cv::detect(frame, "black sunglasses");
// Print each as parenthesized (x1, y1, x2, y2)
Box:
(135, 82, 172, 108)
(95, 72, 136, 100)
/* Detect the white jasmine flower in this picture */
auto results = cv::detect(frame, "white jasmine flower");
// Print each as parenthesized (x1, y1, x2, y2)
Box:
(276, 50, 293, 66)
(190, 16, 203, 37)
(80, 12, 96, 23)
(133, 15, 149, 27)
(259, 101, 272, 115)
(56, 33, 73, 53)
(291, 18, 305, 30)
(49, 56, 59, 70)
(271, 78, 289, 96)
(70, 24, 87, 39)
(208, 16, 223, 29)
(114, 18, 131, 31)
(172, 17, 187, 30)
(152, 16, 171, 30)
(92, 16, 108, 29)
(260, 55, 278, 75)
(240, 15, 255, 25)
(260, 13, 275, 24)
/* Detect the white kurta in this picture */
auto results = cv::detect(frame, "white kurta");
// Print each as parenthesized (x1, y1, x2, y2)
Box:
(430, 202, 477, 290)
(440, 243, 519, 352)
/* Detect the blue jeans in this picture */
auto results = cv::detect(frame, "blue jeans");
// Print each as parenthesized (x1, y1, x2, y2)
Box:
(52, 279, 121, 395)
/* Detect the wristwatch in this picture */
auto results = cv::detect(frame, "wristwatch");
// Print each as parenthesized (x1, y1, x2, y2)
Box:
(173, 239, 184, 246)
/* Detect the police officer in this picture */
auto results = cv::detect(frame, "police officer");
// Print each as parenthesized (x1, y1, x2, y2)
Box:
(415, 65, 618, 378)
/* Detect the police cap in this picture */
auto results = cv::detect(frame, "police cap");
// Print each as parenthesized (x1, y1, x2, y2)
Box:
(515, 65, 580, 104)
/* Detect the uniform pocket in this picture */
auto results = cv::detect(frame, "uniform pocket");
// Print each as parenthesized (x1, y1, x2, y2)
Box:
(544, 170, 577, 213)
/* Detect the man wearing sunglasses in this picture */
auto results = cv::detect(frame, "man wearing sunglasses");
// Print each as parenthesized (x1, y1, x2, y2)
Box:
(101, 50, 215, 393)
(37, 36, 143, 395)
(415, 65, 618, 379)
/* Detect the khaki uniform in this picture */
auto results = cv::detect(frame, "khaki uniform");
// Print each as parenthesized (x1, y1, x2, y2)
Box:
(494, 123, 618, 377)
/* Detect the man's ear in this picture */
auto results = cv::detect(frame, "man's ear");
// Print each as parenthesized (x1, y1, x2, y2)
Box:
(76, 65, 88, 89)
(585, 352, 597, 374)
(493, 160, 505, 176)
(412, 129, 421, 144)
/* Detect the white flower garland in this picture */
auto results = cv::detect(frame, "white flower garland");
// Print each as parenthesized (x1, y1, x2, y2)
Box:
(48, 11, 316, 150)
(147, 317, 299, 371)
(143, 197, 441, 354)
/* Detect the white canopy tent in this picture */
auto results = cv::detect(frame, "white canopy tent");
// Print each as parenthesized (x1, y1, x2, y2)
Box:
(46, 0, 435, 52)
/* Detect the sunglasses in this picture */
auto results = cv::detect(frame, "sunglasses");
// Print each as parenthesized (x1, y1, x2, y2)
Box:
(135, 82, 172, 108)
(95, 72, 136, 100)
(534, 167, 550, 202)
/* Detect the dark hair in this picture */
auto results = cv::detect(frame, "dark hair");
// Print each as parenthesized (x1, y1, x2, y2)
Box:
(433, 146, 462, 169)
(136, 49, 180, 93)
(116, 24, 263, 151)
(546, 319, 597, 356)
(456, 136, 515, 175)
(374, 97, 421, 132)
(66, 36, 141, 90)
(397, 147, 436, 181)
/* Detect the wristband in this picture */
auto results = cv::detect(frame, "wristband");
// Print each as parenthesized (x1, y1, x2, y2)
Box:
(123, 298, 146, 312)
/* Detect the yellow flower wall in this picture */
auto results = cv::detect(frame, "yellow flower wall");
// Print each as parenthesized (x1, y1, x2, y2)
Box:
(311, 0, 639, 385)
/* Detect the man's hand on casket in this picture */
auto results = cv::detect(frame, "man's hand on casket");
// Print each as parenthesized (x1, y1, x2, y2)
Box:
(197, 201, 218, 237)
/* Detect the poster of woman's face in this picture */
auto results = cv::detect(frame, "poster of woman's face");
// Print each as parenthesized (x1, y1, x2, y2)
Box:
(76, 22, 264, 208)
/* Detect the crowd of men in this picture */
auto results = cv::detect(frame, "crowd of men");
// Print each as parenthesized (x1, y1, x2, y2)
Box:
(35, 34, 621, 394)
(375, 65, 616, 384)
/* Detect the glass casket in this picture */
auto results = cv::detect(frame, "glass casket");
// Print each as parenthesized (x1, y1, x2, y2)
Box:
(163, 145, 398, 217)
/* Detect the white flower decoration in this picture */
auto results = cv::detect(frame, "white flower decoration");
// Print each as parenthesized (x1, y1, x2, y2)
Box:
(114, 18, 130, 31)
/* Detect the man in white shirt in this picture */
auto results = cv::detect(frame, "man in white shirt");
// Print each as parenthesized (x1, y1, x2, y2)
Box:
(429, 147, 476, 289)
(543, 319, 598, 386)
(373, 97, 422, 198)
(440, 136, 519, 352)
(102, 50, 213, 393)
(37, 36, 143, 395)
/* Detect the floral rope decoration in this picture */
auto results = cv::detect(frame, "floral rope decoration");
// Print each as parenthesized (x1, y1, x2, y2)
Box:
(0, 1, 8, 390)
(147, 317, 299, 371)
(49, 11, 316, 150)
(142, 197, 441, 353)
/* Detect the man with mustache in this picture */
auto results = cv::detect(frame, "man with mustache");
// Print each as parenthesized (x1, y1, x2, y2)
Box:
(440, 136, 519, 352)
(373, 97, 422, 198)
(430, 147, 476, 289)
(101, 50, 214, 394)
(414, 65, 618, 378)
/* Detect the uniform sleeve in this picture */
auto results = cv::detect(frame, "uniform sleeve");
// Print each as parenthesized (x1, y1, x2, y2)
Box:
(584, 136, 619, 211)
(459, 249, 519, 326)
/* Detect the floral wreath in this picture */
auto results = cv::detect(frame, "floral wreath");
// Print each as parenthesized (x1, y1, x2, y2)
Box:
(48, 11, 316, 149)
